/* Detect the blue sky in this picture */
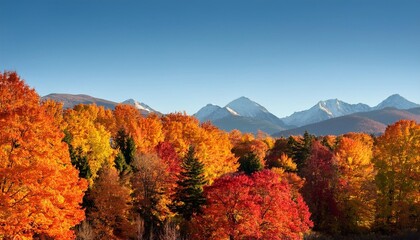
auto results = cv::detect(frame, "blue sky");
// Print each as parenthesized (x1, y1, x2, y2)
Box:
(1, 0, 419, 117)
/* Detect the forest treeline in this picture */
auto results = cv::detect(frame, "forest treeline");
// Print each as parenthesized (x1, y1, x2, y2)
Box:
(1, 72, 419, 239)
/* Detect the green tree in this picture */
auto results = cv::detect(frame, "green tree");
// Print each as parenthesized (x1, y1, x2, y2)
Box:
(238, 152, 264, 175)
(114, 128, 136, 174)
(64, 130, 92, 179)
(287, 131, 315, 175)
(171, 146, 207, 221)
(115, 128, 136, 165)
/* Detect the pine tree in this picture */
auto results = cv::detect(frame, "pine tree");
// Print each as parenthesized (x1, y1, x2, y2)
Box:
(287, 131, 315, 176)
(114, 128, 136, 174)
(238, 152, 264, 175)
(172, 146, 207, 221)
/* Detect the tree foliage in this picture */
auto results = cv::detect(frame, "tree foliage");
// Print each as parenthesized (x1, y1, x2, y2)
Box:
(301, 141, 338, 232)
(162, 113, 238, 183)
(334, 133, 376, 233)
(0, 72, 87, 239)
(88, 165, 134, 239)
(238, 152, 264, 175)
(374, 120, 420, 231)
(171, 146, 207, 221)
(192, 170, 312, 239)
(64, 104, 115, 184)
(131, 153, 173, 238)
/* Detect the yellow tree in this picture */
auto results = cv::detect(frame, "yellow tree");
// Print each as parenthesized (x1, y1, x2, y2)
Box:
(334, 133, 376, 233)
(64, 104, 115, 183)
(198, 123, 238, 183)
(0, 72, 87, 239)
(374, 120, 420, 231)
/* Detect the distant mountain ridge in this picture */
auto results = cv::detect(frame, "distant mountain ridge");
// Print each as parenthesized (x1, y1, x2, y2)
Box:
(281, 99, 371, 127)
(42, 93, 158, 115)
(42, 94, 118, 109)
(280, 94, 419, 127)
(274, 107, 420, 137)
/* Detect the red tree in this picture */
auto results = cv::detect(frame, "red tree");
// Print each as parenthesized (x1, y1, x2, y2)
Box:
(192, 170, 312, 239)
(301, 141, 338, 232)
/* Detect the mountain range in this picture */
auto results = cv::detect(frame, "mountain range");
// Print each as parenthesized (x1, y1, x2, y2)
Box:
(43, 93, 420, 136)
(195, 94, 420, 135)
(281, 94, 419, 127)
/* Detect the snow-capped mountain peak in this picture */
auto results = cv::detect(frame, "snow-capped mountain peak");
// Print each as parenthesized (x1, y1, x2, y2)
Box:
(226, 96, 270, 117)
(194, 104, 222, 121)
(122, 99, 156, 113)
(194, 96, 288, 132)
(374, 94, 420, 110)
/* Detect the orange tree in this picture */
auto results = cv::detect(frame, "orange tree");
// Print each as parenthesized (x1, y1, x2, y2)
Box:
(88, 164, 134, 239)
(161, 113, 238, 184)
(334, 133, 376, 233)
(0, 72, 87, 239)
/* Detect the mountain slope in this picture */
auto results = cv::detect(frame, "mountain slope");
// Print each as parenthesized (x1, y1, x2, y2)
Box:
(42, 93, 118, 109)
(275, 115, 387, 137)
(274, 107, 420, 137)
(356, 107, 420, 126)
(213, 116, 286, 134)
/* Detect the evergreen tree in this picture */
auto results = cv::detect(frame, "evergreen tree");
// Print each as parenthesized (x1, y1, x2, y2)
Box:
(114, 128, 136, 174)
(238, 152, 264, 175)
(63, 130, 91, 179)
(287, 131, 315, 175)
(172, 146, 207, 221)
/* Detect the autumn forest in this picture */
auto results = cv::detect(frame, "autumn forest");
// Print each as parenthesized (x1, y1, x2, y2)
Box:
(1, 72, 419, 239)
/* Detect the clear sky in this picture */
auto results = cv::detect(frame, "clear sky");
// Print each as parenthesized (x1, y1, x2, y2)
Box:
(1, 0, 419, 117)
